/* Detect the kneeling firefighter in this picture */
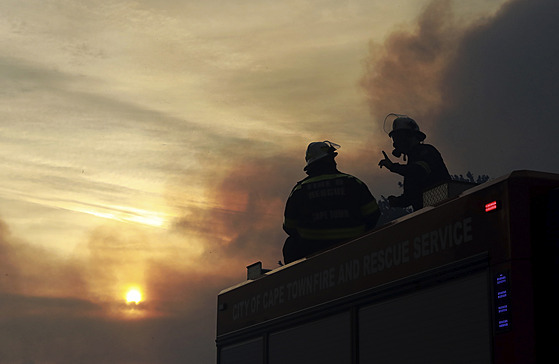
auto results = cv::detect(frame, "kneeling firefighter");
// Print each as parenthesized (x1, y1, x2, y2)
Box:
(378, 114, 451, 211)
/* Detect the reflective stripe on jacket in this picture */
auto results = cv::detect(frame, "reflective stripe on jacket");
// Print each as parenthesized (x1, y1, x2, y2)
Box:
(283, 172, 379, 244)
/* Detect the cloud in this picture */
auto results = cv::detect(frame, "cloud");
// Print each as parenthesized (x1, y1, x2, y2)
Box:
(1, 149, 292, 361)
(0, 215, 233, 363)
(360, 0, 459, 124)
(0, 308, 215, 363)
(172, 154, 302, 268)
(4, 1, 559, 363)
(436, 0, 559, 174)
(0, 219, 87, 298)
(361, 0, 559, 177)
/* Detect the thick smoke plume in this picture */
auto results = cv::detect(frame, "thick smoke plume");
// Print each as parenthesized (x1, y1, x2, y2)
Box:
(361, 0, 559, 175)
(361, 0, 459, 127)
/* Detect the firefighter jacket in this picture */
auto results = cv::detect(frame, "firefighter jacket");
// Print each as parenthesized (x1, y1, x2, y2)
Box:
(283, 170, 380, 263)
(389, 143, 451, 211)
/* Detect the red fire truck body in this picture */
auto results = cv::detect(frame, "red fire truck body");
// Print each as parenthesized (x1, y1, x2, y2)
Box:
(216, 170, 559, 364)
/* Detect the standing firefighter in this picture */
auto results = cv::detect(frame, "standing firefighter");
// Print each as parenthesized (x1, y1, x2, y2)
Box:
(283, 141, 380, 264)
(378, 114, 451, 211)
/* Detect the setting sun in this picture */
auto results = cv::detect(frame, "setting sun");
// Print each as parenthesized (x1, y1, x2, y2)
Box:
(126, 289, 142, 304)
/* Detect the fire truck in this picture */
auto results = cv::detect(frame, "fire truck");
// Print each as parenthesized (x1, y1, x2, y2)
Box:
(216, 170, 559, 364)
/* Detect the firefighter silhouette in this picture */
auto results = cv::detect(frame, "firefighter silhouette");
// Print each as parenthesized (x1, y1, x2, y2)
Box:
(283, 141, 380, 263)
(378, 114, 451, 211)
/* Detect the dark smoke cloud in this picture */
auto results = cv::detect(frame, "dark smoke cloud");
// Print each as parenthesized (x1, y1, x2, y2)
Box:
(0, 308, 216, 363)
(436, 0, 559, 174)
(173, 154, 302, 268)
(362, 0, 559, 176)
(361, 0, 459, 125)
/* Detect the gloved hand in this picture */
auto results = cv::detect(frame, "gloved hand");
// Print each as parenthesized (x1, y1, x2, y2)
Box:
(378, 151, 395, 170)
(387, 195, 401, 207)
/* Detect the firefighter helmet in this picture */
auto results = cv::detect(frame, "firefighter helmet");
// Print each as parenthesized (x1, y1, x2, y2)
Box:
(388, 115, 426, 141)
(305, 141, 340, 169)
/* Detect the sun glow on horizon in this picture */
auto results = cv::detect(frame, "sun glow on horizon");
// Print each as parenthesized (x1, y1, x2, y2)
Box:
(126, 289, 142, 304)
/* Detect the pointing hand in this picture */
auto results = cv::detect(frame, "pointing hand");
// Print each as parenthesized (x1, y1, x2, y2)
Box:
(378, 151, 394, 170)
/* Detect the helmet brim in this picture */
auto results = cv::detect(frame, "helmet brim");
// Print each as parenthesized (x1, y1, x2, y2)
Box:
(304, 152, 338, 170)
(389, 129, 426, 141)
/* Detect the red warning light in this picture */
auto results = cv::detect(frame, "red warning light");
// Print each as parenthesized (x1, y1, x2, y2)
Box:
(485, 201, 498, 212)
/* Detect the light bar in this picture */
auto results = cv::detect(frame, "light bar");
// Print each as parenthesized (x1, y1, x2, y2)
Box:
(485, 200, 498, 212)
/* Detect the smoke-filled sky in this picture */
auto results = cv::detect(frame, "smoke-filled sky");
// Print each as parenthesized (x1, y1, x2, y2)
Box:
(1, 0, 557, 362)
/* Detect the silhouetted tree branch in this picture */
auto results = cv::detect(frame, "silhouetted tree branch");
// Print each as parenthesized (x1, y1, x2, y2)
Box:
(451, 172, 490, 184)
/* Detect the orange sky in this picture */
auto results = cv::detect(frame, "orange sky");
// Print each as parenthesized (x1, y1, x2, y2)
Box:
(2, 0, 558, 362)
